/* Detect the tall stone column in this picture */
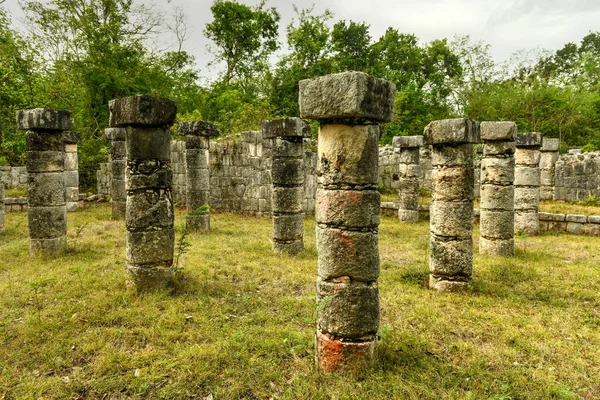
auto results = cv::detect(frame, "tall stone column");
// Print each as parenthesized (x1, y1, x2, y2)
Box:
(540, 138, 560, 201)
(393, 135, 423, 222)
(17, 108, 72, 254)
(263, 118, 311, 254)
(109, 95, 177, 291)
(178, 121, 218, 231)
(514, 133, 542, 235)
(299, 71, 396, 372)
(479, 122, 516, 256)
(424, 118, 480, 291)
(63, 131, 81, 212)
(105, 128, 127, 219)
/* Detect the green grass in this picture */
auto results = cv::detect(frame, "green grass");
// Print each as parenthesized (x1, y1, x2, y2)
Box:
(1, 204, 599, 399)
(4, 187, 26, 198)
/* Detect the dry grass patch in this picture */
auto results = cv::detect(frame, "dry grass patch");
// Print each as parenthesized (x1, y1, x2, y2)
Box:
(0, 203, 599, 399)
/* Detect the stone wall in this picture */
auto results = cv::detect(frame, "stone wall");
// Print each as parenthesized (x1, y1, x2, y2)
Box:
(554, 152, 600, 202)
(378, 145, 399, 191)
(539, 212, 600, 235)
(97, 161, 112, 198)
(0, 166, 27, 189)
(170, 140, 187, 205)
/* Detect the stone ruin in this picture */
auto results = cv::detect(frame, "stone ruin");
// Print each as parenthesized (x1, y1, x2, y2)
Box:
(514, 132, 542, 235)
(479, 122, 516, 256)
(263, 118, 312, 254)
(300, 71, 396, 372)
(178, 121, 218, 231)
(105, 127, 126, 219)
(393, 135, 423, 223)
(63, 131, 82, 212)
(424, 118, 480, 291)
(109, 95, 177, 291)
(17, 108, 72, 254)
(540, 138, 560, 201)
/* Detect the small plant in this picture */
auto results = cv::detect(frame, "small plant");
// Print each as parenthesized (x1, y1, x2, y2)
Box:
(194, 205, 210, 215)
(26, 277, 54, 322)
(582, 195, 599, 207)
(174, 229, 191, 275)
(68, 267, 84, 290)
(0, 267, 15, 298)
(581, 143, 597, 153)
(68, 222, 89, 252)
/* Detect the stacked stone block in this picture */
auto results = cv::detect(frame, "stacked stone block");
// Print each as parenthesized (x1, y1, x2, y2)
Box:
(62, 131, 81, 212)
(109, 95, 177, 291)
(479, 122, 516, 256)
(514, 133, 542, 235)
(393, 135, 423, 222)
(424, 118, 480, 291)
(540, 138, 560, 200)
(170, 140, 187, 205)
(300, 71, 396, 372)
(17, 108, 71, 254)
(179, 121, 218, 231)
(263, 118, 311, 254)
(105, 128, 126, 219)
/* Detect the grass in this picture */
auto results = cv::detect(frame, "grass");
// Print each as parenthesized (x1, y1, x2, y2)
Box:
(1, 204, 600, 399)
(4, 187, 26, 198)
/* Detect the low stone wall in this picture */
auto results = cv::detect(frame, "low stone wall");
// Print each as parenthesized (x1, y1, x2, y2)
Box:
(0, 166, 27, 189)
(4, 197, 28, 212)
(554, 152, 600, 202)
(539, 212, 600, 235)
(97, 161, 111, 198)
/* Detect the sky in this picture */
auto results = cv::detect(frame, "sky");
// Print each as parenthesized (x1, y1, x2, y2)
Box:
(3, 0, 600, 81)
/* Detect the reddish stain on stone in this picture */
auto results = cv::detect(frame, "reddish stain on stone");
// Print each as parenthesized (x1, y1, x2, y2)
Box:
(316, 332, 374, 373)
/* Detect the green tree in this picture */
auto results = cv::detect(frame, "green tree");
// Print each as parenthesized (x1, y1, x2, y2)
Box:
(331, 20, 373, 72)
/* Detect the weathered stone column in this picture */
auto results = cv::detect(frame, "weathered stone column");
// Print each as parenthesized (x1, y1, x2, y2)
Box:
(105, 128, 127, 219)
(178, 121, 218, 231)
(300, 71, 396, 372)
(262, 118, 311, 254)
(109, 95, 177, 291)
(0, 182, 4, 231)
(63, 131, 81, 212)
(514, 133, 542, 235)
(424, 118, 480, 291)
(540, 138, 560, 201)
(393, 135, 423, 222)
(479, 122, 516, 256)
(17, 108, 71, 254)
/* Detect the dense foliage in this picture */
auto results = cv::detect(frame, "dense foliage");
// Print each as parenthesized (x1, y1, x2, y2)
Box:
(1, 1, 599, 189)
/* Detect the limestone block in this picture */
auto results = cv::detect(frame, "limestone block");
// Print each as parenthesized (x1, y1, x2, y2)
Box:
(126, 192, 174, 230)
(431, 144, 474, 167)
(432, 167, 474, 201)
(262, 118, 311, 139)
(26, 151, 65, 173)
(317, 227, 379, 282)
(430, 201, 474, 238)
(126, 167, 172, 191)
(111, 140, 126, 160)
(479, 184, 514, 210)
(272, 186, 303, 213)
(541, 138, 560, 152)
(515, 132, 542, 147)
(316, 189, 380, 228)
(566, 214, 587, 223)
(566, 222, 584, 234)
(105, 127, 126, 141)
(30, 236, 67, 254)
(429, 235, 473, 278)
(26, 131, 65, 152)
(62, 131, 81, 144)
(398, 195, 419, 210)
(515, 149, 541, 165)
(514, 166, 540, 186)
(187, 168, 210, 189)
(64, 171, 79, 188)
(273, 240, 304, 254)
(583, 223, 600, 236)
(483, 141, 516, 156)
(17, 109, 72, 131)
(126, 127, 171, 161)
(273, 139, 304, 157)
(514, 211, 539, 234)
(480, 121, 516, 141)
(272, 157, 304, 185)
(111, 160, 126, 179)
(186, 214, 210, 231)
(514, 187, 539, 210)
(178, 120, 218, 137)
(64, 152, 78, 171)
(28, 173, 65, 207)
(299, 71, 396, 122)
(109, 95, 177, 127)
(479, 237, 514, 256)
(317, 279, 379, 338)
(480, 210, 514, 239)
(398, 209, 419, 222)
(588, 215, 600, 224)
(317, 124, 379, 186)
(28, 206, 67, 239)
(392, 135, 423, 149)
(398, 163, 421, 179)
(424, 118, 480, 145)
(481, 158, 515, 184)
(126, 229, 175, 264)
(397, 149, 420, 164)
(273, 214, 304, 240)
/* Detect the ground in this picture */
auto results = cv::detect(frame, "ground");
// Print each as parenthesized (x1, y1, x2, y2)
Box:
(0, 204, 599, 399)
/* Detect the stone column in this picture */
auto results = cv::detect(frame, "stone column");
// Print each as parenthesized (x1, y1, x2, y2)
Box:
(479, 122, 516, 256)
(393, 135, 423, 222)
(263, 118, 311, 254)
(514, 133, 542, 235)
(109, 95, 177, 291)
(424, 118, 480, 291)
(17, 108, 72, 254)
(178, 121, 218, 231)
(540, 138, 560, 201)
(299, 71, 396, 372)
(0, 182, 4, 231)
(63, 131, 81, 212)
(105, 128, 127, 219)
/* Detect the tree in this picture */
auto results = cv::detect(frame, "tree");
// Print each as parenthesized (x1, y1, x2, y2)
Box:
(331, 20, 373, 72)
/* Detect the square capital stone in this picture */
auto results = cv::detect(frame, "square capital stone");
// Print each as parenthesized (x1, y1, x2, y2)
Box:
(262, 118, 311, 139)
(480, 121, 516, 141)
(62, 131, 82, 144)
(178, 121, 219, 137)
(392, 135, 423, 149)
(541, 137, 560, 152)
(109, 95, 177, 127)
(299, 71, 396, 122)
(515, 132, 542, 148)
(423, 118, 480, 145)
(16, 109, 72, 131)
(105, 127, 126, 141)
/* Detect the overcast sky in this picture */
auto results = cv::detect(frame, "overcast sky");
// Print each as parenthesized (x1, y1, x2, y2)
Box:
(3, 0, 600, 81)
